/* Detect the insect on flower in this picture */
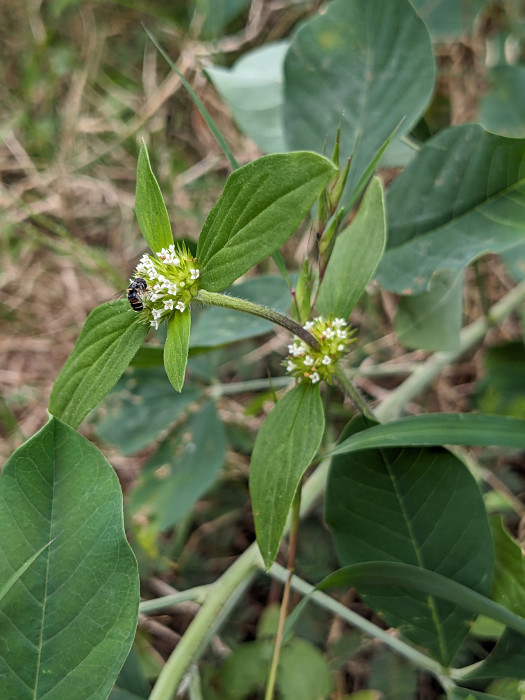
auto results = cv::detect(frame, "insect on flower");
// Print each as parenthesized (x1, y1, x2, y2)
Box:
(126, 277, 148, 312)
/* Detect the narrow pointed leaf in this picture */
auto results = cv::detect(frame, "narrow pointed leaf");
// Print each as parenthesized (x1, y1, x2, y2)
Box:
(49, 301, 149, 428)
(330, 412, 525, 457)
(318, 562, 525, 637)
(197, 152, 336, 292)
(250, 384, 325, 569)
(317, 177, 386, 318)
(0, 417, 139, 699)
(164, 309, 191, 392)
(135, 140, 174, 253)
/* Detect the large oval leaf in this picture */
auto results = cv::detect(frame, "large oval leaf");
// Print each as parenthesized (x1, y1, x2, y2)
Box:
(49, 301, 149, 428)
(325, 416, 494, 665)
(377, 124, 525, 294)
(317, 177, 386, 318)
(250, 383, 325, 569)
(0, 417, 139, 699)
(283, 0, 434, 203)
(196, 152, 336, 292)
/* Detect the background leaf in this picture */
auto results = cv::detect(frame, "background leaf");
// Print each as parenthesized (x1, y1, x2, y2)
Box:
(49, 301, 149, 428)
(317, 177, 386, 318)
(475, 342, 525, 419)
(190, 275, 291, 348)
(128, 401, 226, 531)
(479, 65, 525, 138)
(164, 308, 191, 392)
(283, 0, 434, 203)
(325, 416, 494, 665)
(394, 269, 464, 351)
(135, 140, 174, 253)
(250, 383, 325, 569)
(95, 368, 201, 456)
(377, 124, 525, 294)
(411, 0, 485, 40)
(206, 43, 289, 153)
(197, 152, 335, 291)
(0, 417, 138, 699)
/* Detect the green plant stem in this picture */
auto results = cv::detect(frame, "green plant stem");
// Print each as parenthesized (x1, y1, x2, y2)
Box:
(375, 279, 525, 421)
(139, 586, 210, 614)
(195, 289, 320, 350)
(264, 489, 302, 700)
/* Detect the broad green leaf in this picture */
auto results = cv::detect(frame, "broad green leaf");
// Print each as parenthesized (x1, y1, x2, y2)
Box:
(190, 276, 290, 348)
(501, 241, 525, 283)
(411, 0, 484, 40)
(96, 368, 201, 455)
(206, 43, 289, 153)
(197, 152, 336, 291)
(330, 412, 525, 457)
(49, 301, 149, 428)
(283, 0, 434, 204)
(164, 308, 190, 392)
(250, 383, 325, 569)
(0, 417, 138, 699)
(479, 65, 525, 138)
(395, 269, 464, 351)
(325, 416, 494, 664)
(317, 177, 386, 318)
(476, 342, 525, 419)
(449, 690, 507, 700)
(377, 124, 525, 294)
(368, 647, 417, 700)
(135, 140, 173, 253)
(128, 401, 226, 531)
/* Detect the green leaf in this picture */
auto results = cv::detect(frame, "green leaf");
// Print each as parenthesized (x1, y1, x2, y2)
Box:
(135, 140, 173, 253)
(206, 43, 289, 154)
(330, 412, 525, 457)
(411, 0, 484, 40)
(278, 638, 333, 700)
(196, 152, 336, 292)
(283, 0, 434, 203)
(250, 383, 325, 569)
(317, 177, 386, 318)
(128, 402, 226, 531)
(325, 417, 494, 664)
(395, 269, 464, 351)
(49, 301, 149, 428)
(190, 276, 290, 348)
(195, 0, 251, 40)
(164, 309, 191, 392)
(95, 368, 201, 455)
(476, 342, 525, 419)
(0, 417, 138, 699)
(377, 124, 525, 294)
(479, 65, 525, 138)
(368, 647, 417, 700)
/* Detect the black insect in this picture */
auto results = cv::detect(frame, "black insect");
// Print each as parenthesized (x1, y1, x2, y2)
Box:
(127, 277, 147, 312)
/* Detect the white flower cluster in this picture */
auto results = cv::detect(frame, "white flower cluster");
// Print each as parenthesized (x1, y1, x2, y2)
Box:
(133, 243, 200, 329)
(285, 316, 355, 384)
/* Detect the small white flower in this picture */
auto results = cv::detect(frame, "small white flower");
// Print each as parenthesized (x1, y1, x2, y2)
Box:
(164, 298, 174, 310)
(324, 328, 335, 338)
(150, 319, 159, 329)
(152, 308, 162, 320)
(176, 301, 186, 312)
(310, 372, 320, 384)
(304, 321, 314, 330)
(190, 268, 199, 280)
(336, 329, 347, 339)
(322, 355, 332, 365)
(287, 361, 295, 372)
(337, 343, 345, 352)
(304, 355, 314, 366)
(167, 282, 178, 295)
(333, 318, 346, 328)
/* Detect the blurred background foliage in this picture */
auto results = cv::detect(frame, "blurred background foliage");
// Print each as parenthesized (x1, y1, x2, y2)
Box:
(2, 1, 525, 698)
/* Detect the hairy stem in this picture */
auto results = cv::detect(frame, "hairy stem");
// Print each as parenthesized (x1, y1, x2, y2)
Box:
(195, 289, 320, 350)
